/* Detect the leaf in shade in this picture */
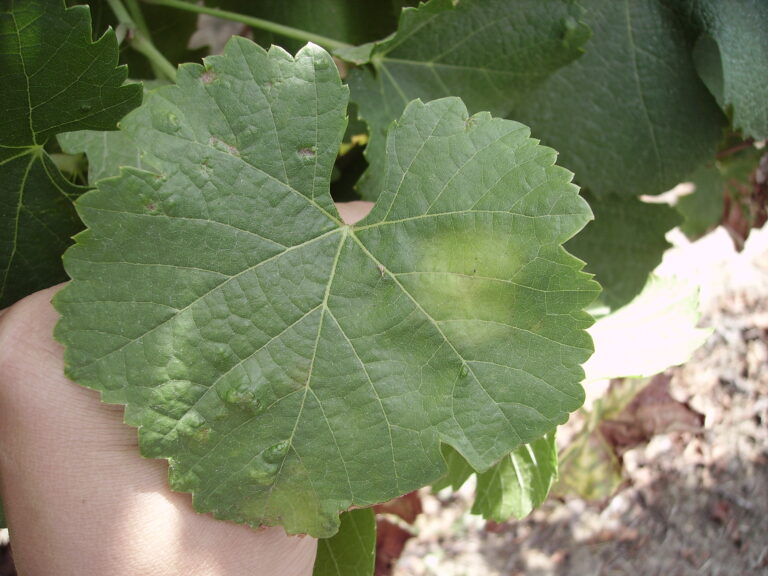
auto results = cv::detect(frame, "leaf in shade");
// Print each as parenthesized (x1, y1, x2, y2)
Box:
(513, 0, 726, 198)
(0, 0, 141, 306)
(675, 164, 724, 240)
(55, 39, 597, 537)
(346, 0, 590, 199)
(679, 0, 768, 139)
(566, 193, 681, 310)
(313, 509, 376, 576)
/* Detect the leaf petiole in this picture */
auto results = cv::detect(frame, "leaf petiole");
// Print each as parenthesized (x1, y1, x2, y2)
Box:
(106, 0, 177, 82)
(141, 0, 354, 52)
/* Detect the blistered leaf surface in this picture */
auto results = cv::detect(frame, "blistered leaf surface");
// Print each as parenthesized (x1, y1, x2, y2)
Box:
(346, 0, 590, 199)
(313, 509, 376, 576)
(56, 39, 597, 537)
(0, 0, 141, 305)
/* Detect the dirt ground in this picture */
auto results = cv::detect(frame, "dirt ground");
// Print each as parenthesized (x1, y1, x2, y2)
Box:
(1, 225, 766, 575)
(393, 225, 768, 576)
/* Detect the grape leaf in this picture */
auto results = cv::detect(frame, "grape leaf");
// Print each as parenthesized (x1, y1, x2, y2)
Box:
(513, 0, 726, 197)
(680, 0, 768, 139)
(313, 509, 376, 576)
(58, 130, 150, 185)
(566, 193, 681, 310)
(474, 431, 557, 521)
(55, 39, 598, 538)
(437, 432, 558, 521)
(0, 0, 141, 306)
(675, 164, 724, 239)
(346, 0, 590, 199)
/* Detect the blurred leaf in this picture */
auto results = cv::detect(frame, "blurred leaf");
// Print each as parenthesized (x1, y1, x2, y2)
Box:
(675, 164, 725, 239)
(554, 411, 623, 500)
(600, 373, 704, 452)
(582, 276, 712, 382)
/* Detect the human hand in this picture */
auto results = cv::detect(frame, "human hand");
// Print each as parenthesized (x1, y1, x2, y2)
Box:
(0, 201, 373, 576)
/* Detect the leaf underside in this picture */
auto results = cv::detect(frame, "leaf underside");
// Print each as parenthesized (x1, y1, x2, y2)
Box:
(437, 432, 558, 521)
(0, 0, 141, 306)
(313, 508, 376, 576)
(56, 39, 598, 538)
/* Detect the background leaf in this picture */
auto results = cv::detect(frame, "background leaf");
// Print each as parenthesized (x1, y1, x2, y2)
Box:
(675, 164, 724, 239)
(565, 193, 681, 309)
(313, 509, 376, 576)
(0, 0, 141, 306)
(473, 431, 558, 521)
(512, 0, 726, 198)
(437, 432, 559, 521)
(681, 0, 768, 139)
(56, 39, 598, 537)
(346, 0, 590, 199)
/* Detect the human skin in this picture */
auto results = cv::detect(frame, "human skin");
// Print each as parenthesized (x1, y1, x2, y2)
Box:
(0, 201, 373, 576)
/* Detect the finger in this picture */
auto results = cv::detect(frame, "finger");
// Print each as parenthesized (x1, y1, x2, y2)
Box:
(336, 200, 374, 225)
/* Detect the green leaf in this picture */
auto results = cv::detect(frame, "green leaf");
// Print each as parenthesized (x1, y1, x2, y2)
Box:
(473, 431, 558, 521)
(0, 0, 141, 306)
(58, 130, 150, 185)
(683, 0, 768, 139)
(675, 164, 724, 239)
(513, 0, 726, 197)
(346, 0, 590, 199)
(313, 509, 376, 576)
(0, 495, 5, 529)
(436, 432, 559, 521)
(566, 193, 681, 310)
(55, 39, 598, 538)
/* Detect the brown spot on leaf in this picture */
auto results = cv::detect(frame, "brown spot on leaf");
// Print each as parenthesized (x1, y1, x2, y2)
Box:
(201, 69, 216, 85)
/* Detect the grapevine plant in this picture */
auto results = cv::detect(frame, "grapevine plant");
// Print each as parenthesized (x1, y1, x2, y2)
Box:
(1, 0, 766, 573)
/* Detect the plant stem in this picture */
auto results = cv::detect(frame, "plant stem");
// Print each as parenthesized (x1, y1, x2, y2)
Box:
(124, 0, 153, 40)
(132, 34, 178, 82)
(142, 0, 353, 52)
(106, 0, 177, 82)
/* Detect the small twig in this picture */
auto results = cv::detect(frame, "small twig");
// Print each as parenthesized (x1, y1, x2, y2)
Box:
(141, 0, 353, 52)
